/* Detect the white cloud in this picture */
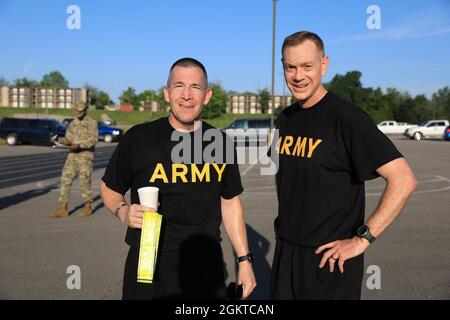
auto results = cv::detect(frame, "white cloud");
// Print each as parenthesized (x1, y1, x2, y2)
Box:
(329, 24, 450, 45)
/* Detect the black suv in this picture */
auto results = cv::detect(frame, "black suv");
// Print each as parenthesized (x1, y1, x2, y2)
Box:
(0, 117, 66, 146)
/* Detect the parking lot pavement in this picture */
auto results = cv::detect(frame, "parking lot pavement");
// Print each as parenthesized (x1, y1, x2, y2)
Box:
(0, 137, 449, 299)
(0, 144, 116, 190)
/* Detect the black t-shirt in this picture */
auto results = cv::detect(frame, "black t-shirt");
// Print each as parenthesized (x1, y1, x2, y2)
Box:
(102, 117, 243, 251)
(272, 91, 402, 247)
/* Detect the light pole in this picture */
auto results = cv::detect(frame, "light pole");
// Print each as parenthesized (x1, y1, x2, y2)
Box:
(270, 0, 277, 129)
(279, 71, 285, 98)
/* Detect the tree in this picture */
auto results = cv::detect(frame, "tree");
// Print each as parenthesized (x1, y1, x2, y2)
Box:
(394, 95, 432, 124)
(258, 88, 271, 114)
(202, 83, 227, 119)
(432, 86, 450, 120)
(13, 77, 39, 88)
(0, 77, 9, 86)
(322, 70, 445, 124)
(96, 91, 113, 109)
(84, 84, 113, 109)
(412, 95, 433, 123)
(40, 71, 69, 88)
(394, 98, 415, 123)
(364, 87, 393, 124)
(327, 71, 365, 107)
(85, 84, 99, 107)
(119, 87, 139, 110)
(327, 71, 397, 123)
(274, 105, 285, 120)
(384, 88, 409, 121)
(154, 87, 170, 111)
(137, 89, 157, 106)
(134, 89, 163, 112)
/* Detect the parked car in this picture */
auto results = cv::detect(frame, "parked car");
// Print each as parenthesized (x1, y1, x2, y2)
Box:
(63, 118, 123, 143)
(223, 118, 271, 145)
(0, 117, 66, 146)
(443, 126, 450, 141)
(102, 119, 116, 126)
(404, 120, 450, 140)
(377, 121, 415, 134)
(98, 121, 123, 142)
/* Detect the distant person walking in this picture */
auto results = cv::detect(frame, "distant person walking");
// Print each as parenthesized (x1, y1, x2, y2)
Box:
(49, 101, 98, 218)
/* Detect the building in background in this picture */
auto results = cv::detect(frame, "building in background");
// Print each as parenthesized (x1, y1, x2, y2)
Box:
(117, 104, 134, 112)
(226, 94, 292, 114)
(141, 101, 168, 113)
(0, 87, 32, 108)
(1, 87, 293, 115)
(141, 94, 293, 114)
(0, 86, 89, 109)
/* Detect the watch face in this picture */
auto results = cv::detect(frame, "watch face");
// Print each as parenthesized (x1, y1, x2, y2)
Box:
(248, 254, 255, 263)
(357, 226, 369, 237)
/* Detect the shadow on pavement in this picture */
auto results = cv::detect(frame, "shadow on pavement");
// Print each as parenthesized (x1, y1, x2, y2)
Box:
(0, 183, 59, 211)
(68, 194, 103, 215)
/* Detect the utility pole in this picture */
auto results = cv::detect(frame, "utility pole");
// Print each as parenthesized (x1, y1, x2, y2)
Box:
(270, 0, 277, 129)
(280, 72, 285, 98)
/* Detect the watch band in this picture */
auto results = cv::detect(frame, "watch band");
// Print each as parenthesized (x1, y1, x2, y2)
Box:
(237, 253, 254, 264)
(114, 203, 128, 218)
(357, 225, 376, 243)
(364, 230, 376, 243)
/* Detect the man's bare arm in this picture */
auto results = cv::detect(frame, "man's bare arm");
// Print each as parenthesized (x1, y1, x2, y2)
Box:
(221, 195, 257, 299)
(100, 181, 154, 229)
(365, 157, 417, 237)
(316, 157, 417, 273)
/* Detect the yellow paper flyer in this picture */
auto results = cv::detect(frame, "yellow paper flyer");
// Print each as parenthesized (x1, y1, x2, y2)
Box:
(137, 211, 162, 283)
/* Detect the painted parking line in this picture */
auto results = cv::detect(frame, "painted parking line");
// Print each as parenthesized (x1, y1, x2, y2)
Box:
(0, 161, 110, 183)
(0, 149, 114, 166)
(242, 175, 450, 196)
(241, 163, 256, 176)
(0, 155, 112, 177)
(0, 156, 68, 167)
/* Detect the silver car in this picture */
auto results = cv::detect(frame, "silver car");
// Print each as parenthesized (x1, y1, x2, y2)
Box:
(223, 118, 271, 145)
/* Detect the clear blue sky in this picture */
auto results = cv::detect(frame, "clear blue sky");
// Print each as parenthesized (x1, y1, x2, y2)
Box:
(1, 0, 449, 103)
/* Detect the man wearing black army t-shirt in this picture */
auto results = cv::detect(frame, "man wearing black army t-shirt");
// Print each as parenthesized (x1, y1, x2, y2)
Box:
(270, 31, 417, 299)
(100, 58, 256, 299)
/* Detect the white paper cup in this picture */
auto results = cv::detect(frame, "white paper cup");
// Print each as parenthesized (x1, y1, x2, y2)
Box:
(137, 187, 159, 210)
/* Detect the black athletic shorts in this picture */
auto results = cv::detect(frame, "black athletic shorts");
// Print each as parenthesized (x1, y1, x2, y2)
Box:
(270, 238, 364, 300)
(122, 245, 227, 300)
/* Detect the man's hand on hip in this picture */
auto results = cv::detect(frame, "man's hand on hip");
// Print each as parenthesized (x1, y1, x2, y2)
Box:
(315, 236, 369, 273)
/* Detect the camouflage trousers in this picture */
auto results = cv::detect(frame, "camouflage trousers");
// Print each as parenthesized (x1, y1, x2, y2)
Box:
(59, 152, 94, 203)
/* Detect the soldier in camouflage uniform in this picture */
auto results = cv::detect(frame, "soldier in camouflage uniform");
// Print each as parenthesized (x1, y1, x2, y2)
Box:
(50, 101, 98, 218)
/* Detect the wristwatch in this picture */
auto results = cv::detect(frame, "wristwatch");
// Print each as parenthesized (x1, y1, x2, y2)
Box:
(114, 203, 128, 218)
(237, 253, 255, 264)
(356, 225, 376, 243)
